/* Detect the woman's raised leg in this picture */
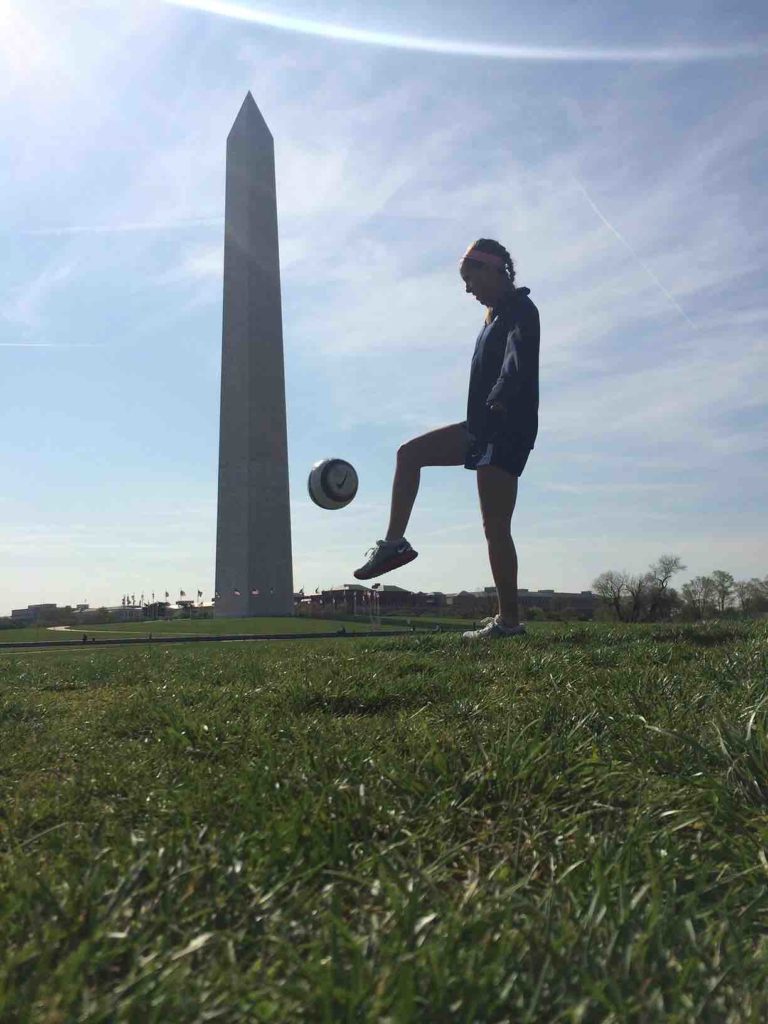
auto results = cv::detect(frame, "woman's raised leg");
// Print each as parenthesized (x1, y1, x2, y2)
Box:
(385, 422, 470, 541)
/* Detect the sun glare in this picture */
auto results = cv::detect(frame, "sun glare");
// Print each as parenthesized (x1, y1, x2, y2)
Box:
(0, 1, 49, 80)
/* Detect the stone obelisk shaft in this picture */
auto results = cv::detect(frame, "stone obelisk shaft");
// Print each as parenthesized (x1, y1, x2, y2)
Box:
(214, 93, 293, 617)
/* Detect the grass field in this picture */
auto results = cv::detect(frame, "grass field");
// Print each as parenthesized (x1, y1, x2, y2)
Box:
(0, 617, 579, 647)
(73, 618, 406, 637)
(2, 621, 767, 1021)
(0, 617, 407, 646)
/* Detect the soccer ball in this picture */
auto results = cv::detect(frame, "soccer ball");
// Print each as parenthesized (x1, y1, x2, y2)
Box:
(307, 458, 358, 510)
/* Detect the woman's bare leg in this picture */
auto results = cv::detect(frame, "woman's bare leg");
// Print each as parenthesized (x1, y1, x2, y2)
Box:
(476, 465, 520, 626)
(385, 422, 470, 541)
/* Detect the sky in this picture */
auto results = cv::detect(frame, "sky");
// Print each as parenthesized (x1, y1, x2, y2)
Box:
(1, 0, 767, 614)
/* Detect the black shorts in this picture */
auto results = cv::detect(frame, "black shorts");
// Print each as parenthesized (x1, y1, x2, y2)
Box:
(464, 436, 532, 477)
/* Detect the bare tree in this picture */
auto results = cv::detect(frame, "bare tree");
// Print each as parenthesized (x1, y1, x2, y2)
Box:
(680, 576, 717, 619)
(734, 577, 768, 614)
(733, 580, 750, 612)
(645, 554, 686, 620)
(592, 570, 630, 621)
(625, 574, 651, 622)
(710, 570, 736, 613)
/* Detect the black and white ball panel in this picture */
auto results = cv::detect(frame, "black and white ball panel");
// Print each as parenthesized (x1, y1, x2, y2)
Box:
(308, 458, 358, 510)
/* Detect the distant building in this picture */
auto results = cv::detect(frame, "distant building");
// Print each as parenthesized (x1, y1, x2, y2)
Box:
(142, 602, 172, 620)
(7, 601, 206, 625)
(454, 588, 598, 616)
(520, 589, 597, 614)
(295, 584, 594, 617)
(11, 604, 63, 623)
(76, 605, 144, 622)
(319, 584, 373, 615)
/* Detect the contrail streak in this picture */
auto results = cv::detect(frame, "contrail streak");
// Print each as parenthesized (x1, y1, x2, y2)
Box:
(160, 0, 768, 62)
(572, 177, 696, 329)
(21, 217, 222, 237)
(0, 343, 102, 348)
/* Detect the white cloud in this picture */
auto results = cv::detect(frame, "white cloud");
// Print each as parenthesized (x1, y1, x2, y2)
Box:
(1, 263, 77, 329)
(155, 242, 223, 285)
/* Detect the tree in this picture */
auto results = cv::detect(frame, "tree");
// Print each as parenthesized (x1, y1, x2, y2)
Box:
(625, 574, 650, 622)
(680, 576, 717, 619)
(644, 555, 686, 621)
(734, 577, 768, 615)
(592, 570, 630, 621)
(710, 570, 736, 613)
(733, 580, 751, 612)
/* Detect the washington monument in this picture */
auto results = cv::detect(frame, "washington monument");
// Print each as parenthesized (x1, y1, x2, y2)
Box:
(214, 93, 294, 618)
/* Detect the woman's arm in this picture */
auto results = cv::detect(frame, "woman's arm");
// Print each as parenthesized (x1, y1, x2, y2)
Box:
(486, 304, 539, 413)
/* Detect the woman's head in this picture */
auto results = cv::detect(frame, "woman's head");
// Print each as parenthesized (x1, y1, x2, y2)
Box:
(459, 238, 515, 313)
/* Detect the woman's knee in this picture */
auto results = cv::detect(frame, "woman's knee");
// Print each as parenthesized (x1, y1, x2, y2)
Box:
(482, 516, 512, 542)
(396, 438, 421, 467)
(396, 432, 441, 468)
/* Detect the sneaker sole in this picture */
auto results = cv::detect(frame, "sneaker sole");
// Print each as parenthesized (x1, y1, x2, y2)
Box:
(353, 549, 418, 580)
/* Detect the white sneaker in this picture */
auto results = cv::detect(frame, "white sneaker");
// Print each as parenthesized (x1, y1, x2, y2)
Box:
(462, 615, 527, 640)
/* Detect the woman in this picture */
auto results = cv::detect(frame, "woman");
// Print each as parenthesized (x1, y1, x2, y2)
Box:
(354, 238, 540, 640)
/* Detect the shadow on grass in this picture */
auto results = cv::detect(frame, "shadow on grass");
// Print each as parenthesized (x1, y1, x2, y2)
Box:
(294, 689, 443, 717)
(0, 702, 45, 724)
(38, 683, 89, 693)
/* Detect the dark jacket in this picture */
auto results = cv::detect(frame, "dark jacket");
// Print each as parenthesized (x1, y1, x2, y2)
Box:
(465, 286, 540, 449)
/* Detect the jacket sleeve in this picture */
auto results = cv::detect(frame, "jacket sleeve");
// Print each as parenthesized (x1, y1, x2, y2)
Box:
(486, 304, 539, 409)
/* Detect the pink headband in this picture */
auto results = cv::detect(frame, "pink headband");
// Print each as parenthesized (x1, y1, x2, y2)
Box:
(460, 248, 505, 269)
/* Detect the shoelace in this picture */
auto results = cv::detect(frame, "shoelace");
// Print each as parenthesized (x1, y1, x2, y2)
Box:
(363, 539, 402, 562)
